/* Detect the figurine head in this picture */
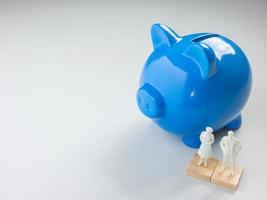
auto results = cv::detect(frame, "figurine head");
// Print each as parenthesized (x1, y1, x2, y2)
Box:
(206, 127, 213, 133)
(228, 131, 235, 137)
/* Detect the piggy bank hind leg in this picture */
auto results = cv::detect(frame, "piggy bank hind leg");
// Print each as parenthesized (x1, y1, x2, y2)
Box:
(225, 115, 242, 130)
(182, 135, 201, 148)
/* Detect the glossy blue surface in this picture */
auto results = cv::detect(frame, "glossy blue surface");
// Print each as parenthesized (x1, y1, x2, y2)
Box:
(136, 23, 252, 148)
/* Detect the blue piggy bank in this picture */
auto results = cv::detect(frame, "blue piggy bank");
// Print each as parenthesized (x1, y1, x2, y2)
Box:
(136, 23, 252, 148)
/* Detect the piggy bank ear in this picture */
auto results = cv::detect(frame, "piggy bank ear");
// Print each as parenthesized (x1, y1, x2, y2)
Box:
(151, 23, 179, 49)
(183, 43, 217, 79)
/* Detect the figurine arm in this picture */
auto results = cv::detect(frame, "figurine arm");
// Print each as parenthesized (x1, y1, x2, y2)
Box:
(208, 134, 214, 144)
(199, 132, 205, 143)
(234, 140, 241, 157)
(220, 138, 226, 151)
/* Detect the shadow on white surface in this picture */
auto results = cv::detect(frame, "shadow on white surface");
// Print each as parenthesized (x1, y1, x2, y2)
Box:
(97, 122, 234, 199)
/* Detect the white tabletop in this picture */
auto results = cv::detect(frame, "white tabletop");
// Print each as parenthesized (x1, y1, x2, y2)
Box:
(0, 0, 266, 199)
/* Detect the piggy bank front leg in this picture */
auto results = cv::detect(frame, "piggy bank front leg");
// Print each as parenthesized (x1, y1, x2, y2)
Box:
(225, 115, 242, 130)
(182, 135, 201, 148)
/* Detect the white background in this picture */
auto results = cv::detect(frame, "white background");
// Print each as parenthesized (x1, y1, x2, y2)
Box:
(0, 0, 266, 199)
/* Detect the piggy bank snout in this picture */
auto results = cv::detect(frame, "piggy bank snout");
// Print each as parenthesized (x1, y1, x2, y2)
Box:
(136, 84, 165, 118)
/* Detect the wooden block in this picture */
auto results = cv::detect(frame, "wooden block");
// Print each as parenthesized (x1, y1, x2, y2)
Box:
(187, 154, 219, 182)
(211, 161, 244, 190)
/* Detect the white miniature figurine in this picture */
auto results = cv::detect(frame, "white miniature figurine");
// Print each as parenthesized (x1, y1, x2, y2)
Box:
(197, 127, 214, 167)
(220, 130, 241, 176)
